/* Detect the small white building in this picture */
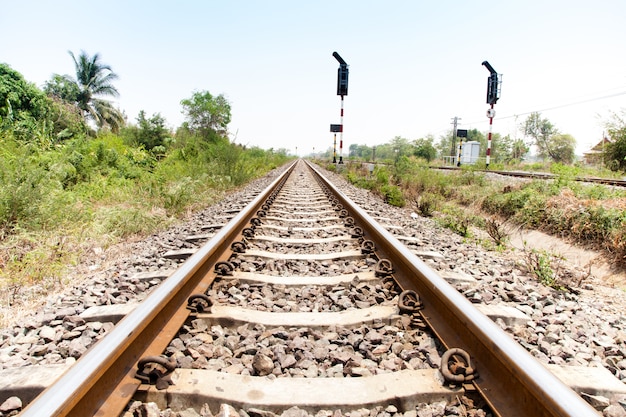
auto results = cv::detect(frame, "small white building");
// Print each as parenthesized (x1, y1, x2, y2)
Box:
(460, 141, 480, 164)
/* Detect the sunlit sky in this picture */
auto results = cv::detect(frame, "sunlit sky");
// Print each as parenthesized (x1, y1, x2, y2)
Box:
(3, 1, 626, 156)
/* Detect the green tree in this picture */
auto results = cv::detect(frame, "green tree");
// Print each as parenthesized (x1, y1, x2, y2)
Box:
(122, 110, 170, 152)
(361, 145, 373, 161)
(412, 136, 437, 162)
(43, 73, 80, 102)
(480, 132, 511, 163)
(1, 63, 49, 125)
(370, 143, 392, 161)
(511, 138, 530, 161)
(180, 90, 231, 140)
(348, 143, 360, 158)
(522, 112, 556, 160)
(603, 111, 626, 171)
(348, 143, 373, 160)
(522, 112, 575, 163)
(389, 136, 411, 162)
(548, 133, 576, 164)
(46, 51, 124, 133)
(493, 133, 513, 161)
(466, 128, 486, 158)
(0, 63, 58, 145)
(467, 128, 485, 143)
(47, 95, 87, 140)
(436, 133, 454, 161)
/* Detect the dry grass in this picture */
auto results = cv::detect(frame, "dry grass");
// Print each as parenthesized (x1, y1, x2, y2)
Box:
(548, 188, 626, 211)
(543, 189, 626, 266)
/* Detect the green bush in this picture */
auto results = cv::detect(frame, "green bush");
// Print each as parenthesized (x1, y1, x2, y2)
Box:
(414, 192, 439, 217)
(0, 79, 291, 314)
(161, 177, 197, 213)
(423, 170, 455, 197)
(481, 181, 553, 225)
(374, 166, 391, 185)
(393, 155, 420, 182)
(523, 248, 567, 289)
(209, 142, 254, 186)
(0, 143, 54, 232)
(570, 206, 625, 243)
(482, 186, 531, 217)
(94, 205, 166, 238)
(347, 172, 376, 190)
(437, 206, 472, 237)
(379, 184, 405, 207)
(458, 168, 486, 186)
(571, 182, 626, 201)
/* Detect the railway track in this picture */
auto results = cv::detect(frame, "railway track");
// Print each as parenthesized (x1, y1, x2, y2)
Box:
(434, 165, 626, 187)
(8, 160, 624, 416)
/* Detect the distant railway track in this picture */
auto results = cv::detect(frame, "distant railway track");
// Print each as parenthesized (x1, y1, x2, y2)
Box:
(434, 165, 626, 187)
(12, 160, 617, 416)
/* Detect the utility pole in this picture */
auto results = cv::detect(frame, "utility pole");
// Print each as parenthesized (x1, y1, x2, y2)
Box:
(450, 117, 461, 163)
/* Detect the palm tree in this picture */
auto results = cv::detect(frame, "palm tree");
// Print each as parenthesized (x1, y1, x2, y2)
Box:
(66, 51, 124, 133)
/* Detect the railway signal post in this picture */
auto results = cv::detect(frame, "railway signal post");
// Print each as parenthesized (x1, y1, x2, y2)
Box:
(332, 51, 349, 164)
(330, 124, 342, 163)
(456, 129, 468, 166)
(482, 60, 501, 169)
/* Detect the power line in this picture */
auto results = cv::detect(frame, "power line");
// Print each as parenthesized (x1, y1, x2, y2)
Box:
(465, 90, 626, 126)
(426, 88, 626, 138)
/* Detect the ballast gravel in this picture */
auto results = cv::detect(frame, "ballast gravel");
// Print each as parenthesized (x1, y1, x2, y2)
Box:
(0, 162, 625, 417)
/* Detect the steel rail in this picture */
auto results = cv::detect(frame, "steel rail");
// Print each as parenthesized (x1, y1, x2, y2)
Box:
(20, 161, 298, 417)
(434, 165, 626, 187)
(306, 160, 598, 417)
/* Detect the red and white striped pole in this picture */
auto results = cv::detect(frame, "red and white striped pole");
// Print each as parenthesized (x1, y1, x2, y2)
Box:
(482, 61, 500, 170)
(486, 104, 494, 168)
(339, 95, 344, 163)
(333, 52, 348, 164)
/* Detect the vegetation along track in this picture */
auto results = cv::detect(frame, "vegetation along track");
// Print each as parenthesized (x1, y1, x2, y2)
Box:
(435, 166, 626, 187)
(8, 160, 624, 416)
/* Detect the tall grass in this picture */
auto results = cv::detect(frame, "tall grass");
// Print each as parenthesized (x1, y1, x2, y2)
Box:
(0, 130, 290, 316)
(340, 157, 626, 268)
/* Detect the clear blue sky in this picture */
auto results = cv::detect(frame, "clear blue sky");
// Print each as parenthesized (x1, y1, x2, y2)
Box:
(2, 1, 626, 155)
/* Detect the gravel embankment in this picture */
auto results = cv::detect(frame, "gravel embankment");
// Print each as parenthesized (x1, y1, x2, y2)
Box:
(1, 163, 625, 416)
